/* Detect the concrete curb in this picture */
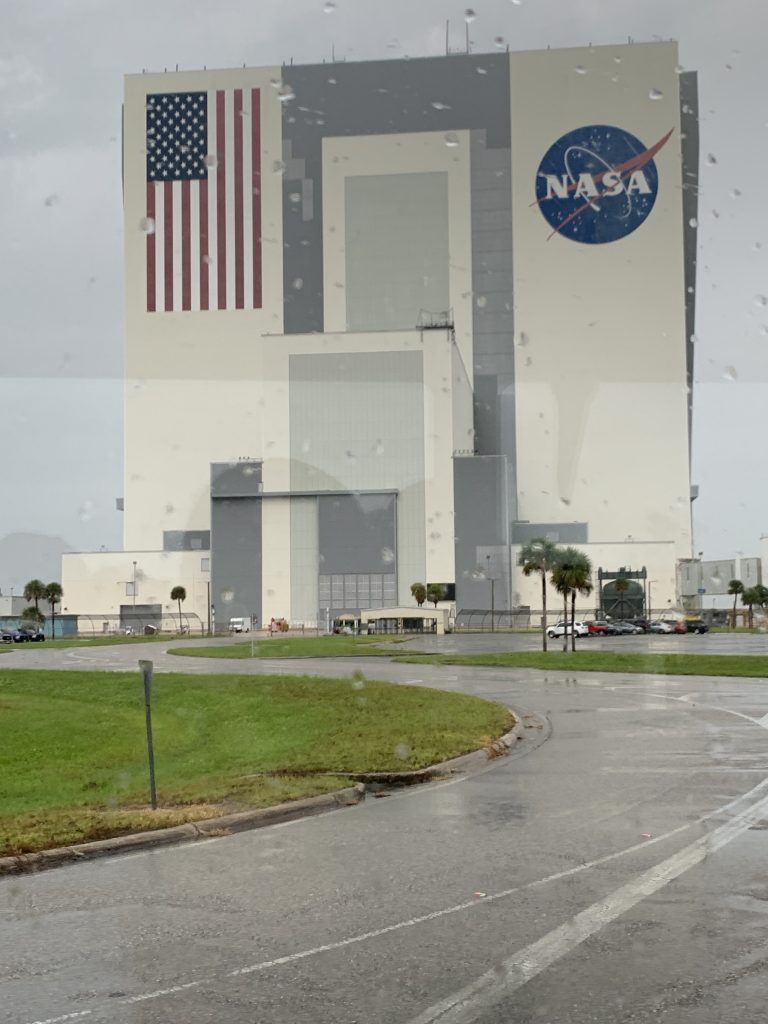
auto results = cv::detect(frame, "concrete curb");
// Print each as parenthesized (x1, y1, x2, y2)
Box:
(0, 783, 365, 877)
(0, 716, 523, 876)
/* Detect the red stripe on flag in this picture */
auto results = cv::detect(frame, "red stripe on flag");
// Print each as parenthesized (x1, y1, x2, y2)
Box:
(234, 89, 244, 309)
(199, 178, 209, 311)
(181, 179, 191, 311)
(146, 183, 156, 313)
(164, 180, 174, 312)
(251, 88, 262, 309)
(216, 90, 227, 310)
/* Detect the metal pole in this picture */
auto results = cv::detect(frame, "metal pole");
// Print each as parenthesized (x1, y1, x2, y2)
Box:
(132, 560, 137, 616)
(207, 581, 211, 636)
(139, 660, 157, 809)
(491, 578, 495, 633)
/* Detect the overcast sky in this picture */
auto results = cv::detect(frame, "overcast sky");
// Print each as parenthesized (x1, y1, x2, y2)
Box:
(0, 0, 765, 590)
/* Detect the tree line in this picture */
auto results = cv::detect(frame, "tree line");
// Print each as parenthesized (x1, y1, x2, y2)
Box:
(517, 539, 593, 652)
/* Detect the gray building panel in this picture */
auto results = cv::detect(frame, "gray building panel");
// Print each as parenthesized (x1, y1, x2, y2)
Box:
(211, 461, 263, 498)
(163, 530, 211, 552)
(210, 497, 262, 627)
(453, 455, 511, 611)
(511, 522, 589, 545)
(281, 52, 511, 336)
(318, 493, 397, 576)
(680, 71, 699, 455)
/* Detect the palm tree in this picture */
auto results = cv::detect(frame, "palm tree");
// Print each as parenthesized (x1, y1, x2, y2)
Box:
(613, 576, 630, 619)
(426, 583, 446, 609)
(741, 586, 763, 629)
(45, 582, 63, 639)
(518, 538, 559, 652)
(551, 548, 593, 652)
(410, 582, 427, 608)
(23, 579, 46, 614)
(728, 579, 744, 629)
(170, 585, 187, 633)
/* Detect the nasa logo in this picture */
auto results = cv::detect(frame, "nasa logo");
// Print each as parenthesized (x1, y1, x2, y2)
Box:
(535, 124, 673, 244)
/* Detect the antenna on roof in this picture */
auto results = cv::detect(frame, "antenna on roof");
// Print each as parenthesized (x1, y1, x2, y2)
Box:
(175, 63, 179, 71)
(445, 19, 449, 55)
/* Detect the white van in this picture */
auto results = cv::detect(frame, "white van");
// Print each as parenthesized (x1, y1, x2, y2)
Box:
(228, 616, 251, 633)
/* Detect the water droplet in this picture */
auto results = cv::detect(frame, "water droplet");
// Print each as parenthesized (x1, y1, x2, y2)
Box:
(164, 503, 175, 514)
(464, 8, 476, 23)
(444, 132, 459, 147)
(755, 295, 768, 307)
(374, 440, 385, 456)
(476, 295, 487, 308)
(510, 0, 522, 5)
(575, 65, 587, 75)
(689, 333, 698, 345)
(327, 77, 337, 85)
(559, 497, 571, 507)
(431, 101, 451, 110)
(723, 366, 737, 382)
(649, 88, 663, 100)
(323, 0, 336, 11)
(730, 188, 742, 199)
(706, 153, 717, 166)
(241, 465, 256, 476)
(278, 83, 295, 103)
(613, 55, 622, 63)
(79, 500, 94, 522)
(517, 331, 529, 347)
(674, 64, 685, 74)
(272, 160, 286, 175)
(202, 254, 213, 265)
(476, 67, 487, 75)
(44, 193, 59, 207)
(345, 450, 357, 464)
(289, 192, 301, 203)
(140, 216, 155, 235)
(493, 36, 505, 49)
(351, 678, 365, 691)
(204, 153, 218, 168)
(688, 217, 698, 228)
(395, 743, 411, 760)
(221, 589, 234, 604)
(381, 547, 395, 565)
(292, 277, 303, 290)
(712, 209, 720, 219)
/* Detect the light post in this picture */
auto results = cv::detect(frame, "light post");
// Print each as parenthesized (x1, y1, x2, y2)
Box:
(132, 561, 137, 612)
(486, 555, 495, 633)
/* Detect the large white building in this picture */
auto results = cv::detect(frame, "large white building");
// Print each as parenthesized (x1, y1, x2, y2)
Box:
(62, 40, 699, 629)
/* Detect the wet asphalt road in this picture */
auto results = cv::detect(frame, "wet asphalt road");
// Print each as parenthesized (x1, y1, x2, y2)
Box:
(3, 636, 768, 1023)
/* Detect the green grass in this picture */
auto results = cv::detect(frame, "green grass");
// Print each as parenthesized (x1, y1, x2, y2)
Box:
(168, 635, 407, 659)
(1, 634, 197, 652)
(392, 649, 768, 678)
(0, 668, 511, 855)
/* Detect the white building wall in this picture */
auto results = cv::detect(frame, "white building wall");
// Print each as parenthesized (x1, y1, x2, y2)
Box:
(509, 43, 692, 558)
(62, 550, 210, 622)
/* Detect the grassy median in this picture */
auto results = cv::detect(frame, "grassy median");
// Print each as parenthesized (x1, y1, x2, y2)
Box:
(167, 635, 405, 659)
(0, 668, 511, 856)
(392, 650, 768, 678)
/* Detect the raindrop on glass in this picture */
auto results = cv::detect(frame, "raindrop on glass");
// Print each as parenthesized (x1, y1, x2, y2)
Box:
(300, 438, 311, 454)
(204, 153, 218, 168)
(575, 65, 587, 75)
(723, 366, 737, 382)
(431, 101, 451, 110)
(351, 678, 365, 691)
(476, 67, 487, 75)
(272, 160, 286, 175)
(444, 132, 459, 147)
(494, 36, 505, 49)
(730, 188, 742, 199)
(517, 331, 529, 347)
(688, 217, 698, 228)
(292, 277, 303, 290)
(278, 83, 295, 103)
(464, 8, 476, 23)
(323, 0, 336, 11)
(140, 216, 156, 235)
(395, 743, 411, 760)
(221, 589, 234, 604)
(649, 88, 663, 100)
(674, 64, 685, 74)
(706, 153, 717, 166)
(381, 547, 395, 565)
(289, 192, 301, 203)
(755, 295, 768, 307)
(476, 295, 487, 308)
(374, 440, 385, 456)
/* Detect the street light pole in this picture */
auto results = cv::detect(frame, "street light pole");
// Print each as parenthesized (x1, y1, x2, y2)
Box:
(132, 561, 137, 612)
(486, 555, 495, 633)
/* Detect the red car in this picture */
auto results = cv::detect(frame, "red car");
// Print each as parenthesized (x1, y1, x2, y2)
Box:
(587, 620, 612, 635)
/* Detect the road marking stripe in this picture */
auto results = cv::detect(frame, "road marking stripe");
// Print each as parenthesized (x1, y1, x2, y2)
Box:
(405, 787, 768, 1024)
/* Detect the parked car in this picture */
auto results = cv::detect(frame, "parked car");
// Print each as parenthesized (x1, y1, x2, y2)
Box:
(668, 620, 688, 634)
(649, 620, 674, 633)
(547, 620, 589, 638)
(1, 628, 13, 644)
(685, 618, 709, 634)
(586, 620, 614, 635)
(629, 618, 651, 633)
(612, 621, 643, 635)
(13, 626, 45, 642)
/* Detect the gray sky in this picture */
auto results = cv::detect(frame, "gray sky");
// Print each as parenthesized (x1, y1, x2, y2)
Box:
(0, 0, 765, 590)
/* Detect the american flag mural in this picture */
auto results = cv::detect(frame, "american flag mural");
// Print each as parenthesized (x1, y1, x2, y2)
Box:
(145, 89, 262, 312)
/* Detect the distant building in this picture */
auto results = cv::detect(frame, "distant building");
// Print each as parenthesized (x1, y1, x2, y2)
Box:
(63, 41, 698, 625)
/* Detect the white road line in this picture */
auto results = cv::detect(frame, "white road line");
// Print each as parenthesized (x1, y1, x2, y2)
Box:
(27, 1014, 92, 1024)
(122, 981, 202, 1003)
(406, 788, 768, 1024)
(227, 775, 768, 978)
